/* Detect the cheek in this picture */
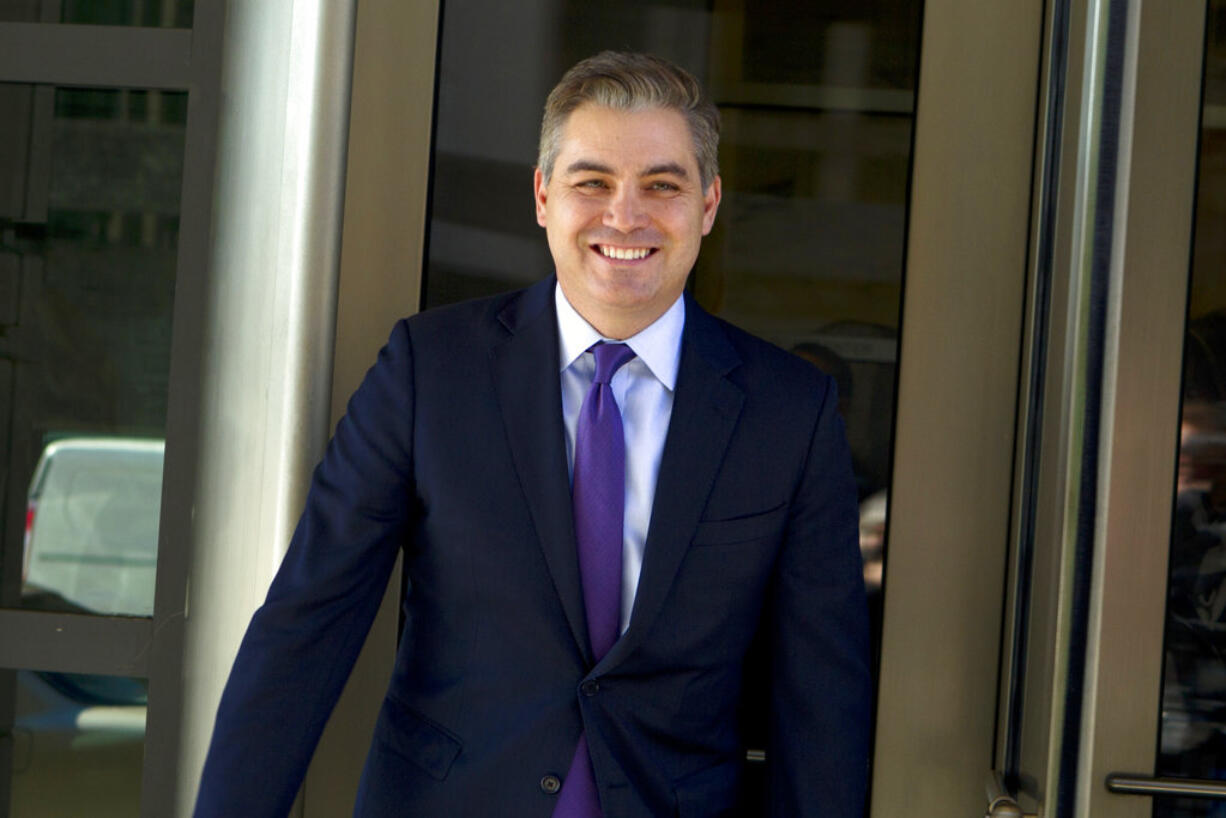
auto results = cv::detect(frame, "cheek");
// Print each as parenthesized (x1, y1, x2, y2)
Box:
(659, 203, 707, 238)
(557, 204, 601, 237)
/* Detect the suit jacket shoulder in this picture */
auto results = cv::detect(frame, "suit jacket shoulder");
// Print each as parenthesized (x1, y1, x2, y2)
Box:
(683, 296, 838, 442)
(403, 277, 553, 349)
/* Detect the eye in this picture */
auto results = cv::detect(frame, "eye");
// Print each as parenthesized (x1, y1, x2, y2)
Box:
(648, 180, 681, 192)
(575, 178, 608, 190)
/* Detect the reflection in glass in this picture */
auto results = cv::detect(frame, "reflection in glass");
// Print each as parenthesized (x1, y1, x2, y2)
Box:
(0, 84, 185, 618)
(1156, 2, 1226, 815)
(8, 668, 145, 817)
(23, 438, 164, 616)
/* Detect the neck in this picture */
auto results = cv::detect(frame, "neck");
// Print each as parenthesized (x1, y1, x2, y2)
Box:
(584, 315, 650, 341)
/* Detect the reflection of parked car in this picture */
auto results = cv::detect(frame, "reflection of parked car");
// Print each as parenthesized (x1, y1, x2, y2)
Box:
(23, 437, 164, 616)
(12, 437, 161, 815)
(10, 670, 145, 817)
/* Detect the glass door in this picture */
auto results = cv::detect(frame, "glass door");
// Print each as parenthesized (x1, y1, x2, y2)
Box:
(1123, 2, 1226, 816)
(990, 1, 1213, 816)
(422, 0, 925, 810)
(420, 1, 1060, 816)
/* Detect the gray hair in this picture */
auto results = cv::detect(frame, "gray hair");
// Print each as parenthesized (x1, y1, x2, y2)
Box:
(538, 51, 720, 190)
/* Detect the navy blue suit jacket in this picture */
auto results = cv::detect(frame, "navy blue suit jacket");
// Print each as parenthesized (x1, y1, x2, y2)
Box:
(195, 276, 871, 817)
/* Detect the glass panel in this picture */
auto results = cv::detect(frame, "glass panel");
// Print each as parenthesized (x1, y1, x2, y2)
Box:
(424, 0, 921, 806)
(1155, 2, 1226, 815)
(0, 0, 194, 28)
(0, 84, 185, 618)
(6, 668, 146, 816)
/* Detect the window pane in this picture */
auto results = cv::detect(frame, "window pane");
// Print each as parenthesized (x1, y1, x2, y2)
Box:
(7, 668, 145, 816)
(0, 84, 185, 618)
(0, 0, 194, 28)
(1156, 2, 1226, 815)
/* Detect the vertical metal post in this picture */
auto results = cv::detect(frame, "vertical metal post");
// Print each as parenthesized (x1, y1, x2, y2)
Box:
(170, 1, 357, 814)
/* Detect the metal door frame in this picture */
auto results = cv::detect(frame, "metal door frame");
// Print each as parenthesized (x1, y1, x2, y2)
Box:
(870, 1, 1044, 814)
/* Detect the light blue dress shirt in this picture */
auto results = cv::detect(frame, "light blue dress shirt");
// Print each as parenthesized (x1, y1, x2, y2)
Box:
(555, 284, 684, 633)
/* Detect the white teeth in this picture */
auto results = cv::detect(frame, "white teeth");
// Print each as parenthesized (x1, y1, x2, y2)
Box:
(599, 245, 650, 260)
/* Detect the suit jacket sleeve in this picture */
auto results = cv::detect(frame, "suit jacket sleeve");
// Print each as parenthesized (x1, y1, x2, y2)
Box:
(768, 378, 872, 817)
(194, 320, 416, 817)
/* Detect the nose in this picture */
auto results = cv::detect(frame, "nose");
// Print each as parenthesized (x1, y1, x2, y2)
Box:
(603, 185, 648, 232)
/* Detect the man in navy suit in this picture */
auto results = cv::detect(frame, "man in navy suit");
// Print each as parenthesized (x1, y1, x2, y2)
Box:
(195, 51, 870, 817)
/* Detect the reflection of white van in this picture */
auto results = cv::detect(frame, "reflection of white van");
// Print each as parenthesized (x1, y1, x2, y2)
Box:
(23, 438, 164, 617)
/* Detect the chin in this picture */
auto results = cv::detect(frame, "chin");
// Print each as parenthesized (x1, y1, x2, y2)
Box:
(592, 284, 658, 312)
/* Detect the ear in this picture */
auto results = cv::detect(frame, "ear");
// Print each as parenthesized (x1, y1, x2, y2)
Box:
(701, 175, 722, 236)
(534, 168, 548, 227)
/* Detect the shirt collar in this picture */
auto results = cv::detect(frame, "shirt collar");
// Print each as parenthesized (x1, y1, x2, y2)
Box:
(555, 282, 685, 391)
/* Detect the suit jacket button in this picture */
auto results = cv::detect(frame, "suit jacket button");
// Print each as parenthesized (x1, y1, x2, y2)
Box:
(580, 680, 600, 697)
(540, 774, 561, 794)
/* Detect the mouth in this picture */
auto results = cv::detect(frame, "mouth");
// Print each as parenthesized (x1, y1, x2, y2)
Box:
(593, 244, 657, 262)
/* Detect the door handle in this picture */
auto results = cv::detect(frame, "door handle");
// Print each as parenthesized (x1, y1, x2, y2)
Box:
(986, 770, 1037, 818)
(1106, 772, 1226, 799)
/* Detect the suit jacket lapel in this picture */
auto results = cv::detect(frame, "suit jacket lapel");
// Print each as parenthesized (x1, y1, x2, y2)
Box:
(596, 296, 744, 673)
(489, 277, 593, 665)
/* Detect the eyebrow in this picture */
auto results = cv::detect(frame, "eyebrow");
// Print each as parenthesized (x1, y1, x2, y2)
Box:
(562, 160, 690, 179)
(643, 162, 689, 179)
(564, 160, 614, 176)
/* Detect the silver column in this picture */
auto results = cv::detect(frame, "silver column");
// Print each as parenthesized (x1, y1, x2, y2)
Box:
(174, 1, 356, 814)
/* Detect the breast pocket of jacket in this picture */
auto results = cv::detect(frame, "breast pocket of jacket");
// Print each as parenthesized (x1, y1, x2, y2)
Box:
(691, 502, 787, 547)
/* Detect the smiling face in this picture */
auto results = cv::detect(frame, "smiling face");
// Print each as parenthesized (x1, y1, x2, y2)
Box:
(535, 103, 721, 339)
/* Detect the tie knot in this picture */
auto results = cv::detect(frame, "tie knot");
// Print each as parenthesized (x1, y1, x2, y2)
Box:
(589, 342, 635, 385)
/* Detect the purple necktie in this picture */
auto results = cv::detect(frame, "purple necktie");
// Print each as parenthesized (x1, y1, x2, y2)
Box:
(553, 342, 635, 818)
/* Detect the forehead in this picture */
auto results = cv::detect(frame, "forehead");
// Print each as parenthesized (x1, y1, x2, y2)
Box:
(555, 104, 699, 175)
